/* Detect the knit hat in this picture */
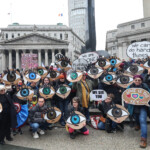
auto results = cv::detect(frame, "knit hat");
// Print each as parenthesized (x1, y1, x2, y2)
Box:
(119, 63, 124, 69)
(0, 85, 5, 91)
(59, 73, 65, 79)
(133, 75, 143, 81)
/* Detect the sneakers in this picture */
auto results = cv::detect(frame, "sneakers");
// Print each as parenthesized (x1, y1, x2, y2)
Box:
(38, 129, 45, 135)
(140, 137, 147, 148)
(33, 132, 39, 139)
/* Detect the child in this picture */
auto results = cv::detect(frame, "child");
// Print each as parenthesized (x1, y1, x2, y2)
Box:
(66, 97, 89, 139)
(97, 93, 123, 133)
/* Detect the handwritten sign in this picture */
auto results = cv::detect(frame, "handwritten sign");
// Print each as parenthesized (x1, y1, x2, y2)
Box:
(79, 52, 99, 64)
(122, 88, 150, 106)
(90, 90, 107, 101)
(72, 58, 88, 71)
(126, 41, 150, 59)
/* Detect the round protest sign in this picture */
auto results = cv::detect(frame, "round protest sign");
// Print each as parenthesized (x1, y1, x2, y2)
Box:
(79, 52, 99, 64)
(90, 90, 107, 101)
(72, 58, 88, 71)
(126, 41, 150, 59)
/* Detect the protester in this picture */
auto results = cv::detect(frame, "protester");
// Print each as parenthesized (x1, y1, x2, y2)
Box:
(0, 85, 17, 145)
(72, 72, 97, 124)
(28, 97, 50, 139)
(125, 75, 149, 148)
(66, 97, 89, 139)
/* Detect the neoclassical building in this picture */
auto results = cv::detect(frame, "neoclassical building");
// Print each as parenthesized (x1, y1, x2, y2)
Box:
(106, 17, 150, 60)
(0, 23, 85, 72)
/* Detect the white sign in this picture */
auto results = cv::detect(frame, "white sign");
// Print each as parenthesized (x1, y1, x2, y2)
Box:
(90, 90, 107, 101)
(72, 58, 88, 71)
(79, 52, 99, 64)
(126, 41, 150, 59)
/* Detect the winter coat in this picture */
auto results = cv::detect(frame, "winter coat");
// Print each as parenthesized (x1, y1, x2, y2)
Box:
(0, 92, 17, 128)
(28, 103, 48, 123)
(72, 79, 98, 105)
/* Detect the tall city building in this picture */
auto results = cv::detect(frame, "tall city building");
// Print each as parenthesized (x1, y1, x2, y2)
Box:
(68, 0, 96, 52)
(143, 0, 150, 18)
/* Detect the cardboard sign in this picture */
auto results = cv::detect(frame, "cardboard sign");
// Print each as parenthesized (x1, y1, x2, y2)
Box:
(79, 52, 99, 64)
(43, 107, 62, 124)
(67, 70, 83, 83)
(90, 90, 107, 101)
(126, 41, 150, 59)
(107, 104, 129, 123)
(72, 58, 88, 71)
(66, 111, 86, 130)
(122, 88, 150, 106)
(116, 73, 134, 88)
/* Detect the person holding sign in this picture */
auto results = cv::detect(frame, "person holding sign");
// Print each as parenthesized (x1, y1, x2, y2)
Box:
(97, 94, 123, 133)
(72, 72, 97, 124)
(125, 75, 149, 148)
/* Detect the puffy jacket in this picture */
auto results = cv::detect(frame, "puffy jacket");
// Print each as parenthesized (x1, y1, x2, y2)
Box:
(28, 104, 48, 123)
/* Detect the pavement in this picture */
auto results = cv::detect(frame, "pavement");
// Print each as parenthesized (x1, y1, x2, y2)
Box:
(1, 124, 150, 150)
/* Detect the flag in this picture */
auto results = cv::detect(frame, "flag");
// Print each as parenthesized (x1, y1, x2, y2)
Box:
(58, 13, 63, 17)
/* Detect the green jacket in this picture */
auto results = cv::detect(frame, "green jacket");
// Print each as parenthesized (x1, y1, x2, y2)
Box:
(72, 79, 98, 106)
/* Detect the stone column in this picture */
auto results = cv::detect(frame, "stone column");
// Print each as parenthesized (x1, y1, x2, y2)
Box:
(30, 50, 33, 54)
(59, 49, 61, 54)
(2, 50, 6, 71)
(9, 50, 12, 69)
(16, 50, 19, 69)
(65, 49, 68, 57)
(45, 50, 48, 66)
(52, 49, 55, 63)
(38, 50, 41, 66)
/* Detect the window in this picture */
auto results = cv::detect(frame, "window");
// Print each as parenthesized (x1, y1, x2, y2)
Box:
(141, 23, 145, 28)
(141, 39, 147, 41)
(12, 33, 14, 38)
(60, 34, 62, 40)
(18, 33, 20, 37)
(54, 33, 57, 37)
(131, 25, 135, 29)
(131, 40, 136, 44)
(6, 33, 8, 39)
(64, 34, 68, 40)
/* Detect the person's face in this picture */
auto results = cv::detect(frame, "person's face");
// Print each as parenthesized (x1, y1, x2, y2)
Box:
(105, 97, 112, 103)
(73, 100, 78, 108)
(38, 98, 45, 107)
(134, 78, 142, 86)
(0, 89, 5, 95)
(44, 78, 49, 85)
(60, 78, 65, 82)
(82, 74, 86, 80)
(31, 82, 36, 87)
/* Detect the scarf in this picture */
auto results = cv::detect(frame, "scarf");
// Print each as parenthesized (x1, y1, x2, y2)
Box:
(81, 80, 90, 108)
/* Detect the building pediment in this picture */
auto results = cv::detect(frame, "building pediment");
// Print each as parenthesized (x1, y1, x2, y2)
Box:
(0, 33, 68, 45)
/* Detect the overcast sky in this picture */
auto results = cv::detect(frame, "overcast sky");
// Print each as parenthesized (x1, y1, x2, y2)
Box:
(0, 0, 143, 50)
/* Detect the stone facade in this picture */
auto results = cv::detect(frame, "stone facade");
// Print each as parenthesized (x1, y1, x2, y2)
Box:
(106, 17, 150, 60)
(0, 23, 85, 72)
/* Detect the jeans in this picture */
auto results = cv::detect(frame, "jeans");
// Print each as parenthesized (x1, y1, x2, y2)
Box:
(134, 107, 147, 138)
(83, 107, 90, 122)
(58, 100, 69, 122)
(97, 119, 117, 130)
(30, 122, 50, 132)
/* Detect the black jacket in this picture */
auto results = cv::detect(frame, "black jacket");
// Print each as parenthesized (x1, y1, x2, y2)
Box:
(0, 92, 17, 128)
(28, 104, 48, 123)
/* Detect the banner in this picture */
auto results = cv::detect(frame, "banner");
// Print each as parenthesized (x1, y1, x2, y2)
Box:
(90, 89, 107, 101)
(21, 54, 38, 70)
